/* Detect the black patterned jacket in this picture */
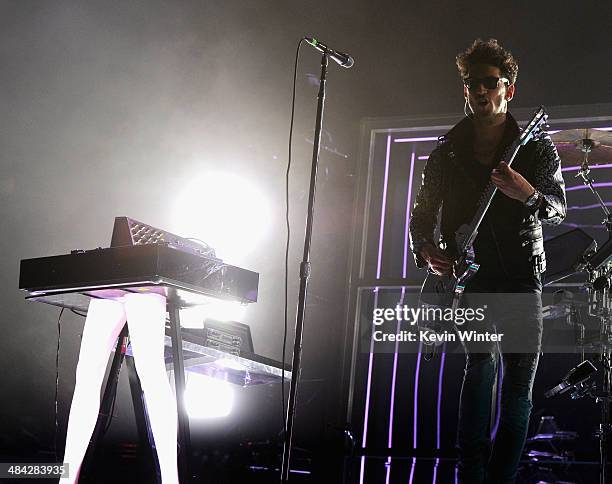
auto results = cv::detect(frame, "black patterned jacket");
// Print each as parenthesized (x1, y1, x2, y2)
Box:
(409, 113, 566, 278)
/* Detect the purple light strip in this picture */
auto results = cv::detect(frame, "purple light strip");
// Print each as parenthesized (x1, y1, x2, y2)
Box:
(376, 135, 392, 279)
(359, 290, 379, 484)
(418, 155, 429, 160)
(562, 163, 612, 173)
(395, 135, 439, 143)
(409, 342, 423, 484)
(491, 358, 503, 439)
(385, 287, 404, 484)
(566, 182, 612, 192)
(562, 222, 607, 229)
(395, 127, 612, 144)
(403, 152, 417, 278)
(568, 202, 612, 211)
(248, 466, 311, 475)
(360, 135, 393, 484)
(407, 152, 421, 484)
(432, 344, 447, 484)
(384, 150, 417, 484)
(433, 459, 438, 483)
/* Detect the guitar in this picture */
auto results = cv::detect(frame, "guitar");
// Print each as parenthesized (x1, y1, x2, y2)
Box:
(419, 106, 549, 309)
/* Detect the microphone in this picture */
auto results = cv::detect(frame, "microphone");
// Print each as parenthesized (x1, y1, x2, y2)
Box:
(544, 360, 597, 398)
(305, 37, 354, 69)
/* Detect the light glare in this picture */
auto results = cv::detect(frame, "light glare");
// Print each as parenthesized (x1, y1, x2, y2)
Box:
(184, 373, 234, 419)
(172, 172, 270, 264)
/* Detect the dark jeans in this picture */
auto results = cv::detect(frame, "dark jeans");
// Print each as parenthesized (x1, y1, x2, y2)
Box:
(456, 275, 542, 484)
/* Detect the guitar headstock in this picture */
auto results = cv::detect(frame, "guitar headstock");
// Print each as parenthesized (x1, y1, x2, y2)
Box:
(520, 106, 549, 145)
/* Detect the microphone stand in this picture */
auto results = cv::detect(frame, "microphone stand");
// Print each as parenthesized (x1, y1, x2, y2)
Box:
(281, 51, 329, 483)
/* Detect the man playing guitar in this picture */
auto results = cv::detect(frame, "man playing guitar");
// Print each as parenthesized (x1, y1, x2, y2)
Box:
(409, 39, 566, 483)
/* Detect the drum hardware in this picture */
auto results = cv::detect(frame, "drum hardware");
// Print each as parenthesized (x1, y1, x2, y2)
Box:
(523, 415, 578, 483)
(542, 128, 612, 481)
(552, 128, 612, 233)
(546, 263, 611, 483)
(542, 228, 596, 286)
(551, 128, 612, 166)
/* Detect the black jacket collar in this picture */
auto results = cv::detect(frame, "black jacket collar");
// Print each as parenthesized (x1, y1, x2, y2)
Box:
(444, 111, 520, 152)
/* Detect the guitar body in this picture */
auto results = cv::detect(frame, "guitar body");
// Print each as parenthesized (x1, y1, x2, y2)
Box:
(420, 271, 457, 308)
(420, 245, 480, 309)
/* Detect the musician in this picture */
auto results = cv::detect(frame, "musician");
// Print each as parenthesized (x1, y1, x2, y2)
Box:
(409, 39, 566, 483)
(62, 292, 179, 483)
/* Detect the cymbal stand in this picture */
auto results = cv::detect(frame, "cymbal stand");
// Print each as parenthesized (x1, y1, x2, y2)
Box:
(575, 140, 612, 235)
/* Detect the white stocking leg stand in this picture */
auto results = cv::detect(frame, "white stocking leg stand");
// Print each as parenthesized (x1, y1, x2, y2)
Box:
(63, 298, 126, 483)
(124, 293, 179, 484)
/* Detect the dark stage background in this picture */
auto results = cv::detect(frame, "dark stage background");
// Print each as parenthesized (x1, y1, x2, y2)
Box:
(0, 1, 610, 483)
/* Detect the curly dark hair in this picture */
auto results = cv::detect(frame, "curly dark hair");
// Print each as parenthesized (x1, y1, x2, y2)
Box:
(456, 38, 518, 84)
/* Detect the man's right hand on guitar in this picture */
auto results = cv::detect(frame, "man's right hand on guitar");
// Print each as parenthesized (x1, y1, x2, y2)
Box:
(420, 243, 453, 275)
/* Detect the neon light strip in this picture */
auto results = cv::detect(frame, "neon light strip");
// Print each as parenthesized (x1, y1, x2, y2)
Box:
(396, 128, 612, 144)
(562, 222, 607, 229)
(385, 289, 403, 484)
(407, 150, 422, 484)
(248, 466, 311, 475)
(360, 135, 393, 484)
(403, 151, 417, 279)
(568, 203, 612, 211)
(394, 136, 439, 143)
(562, 163, 612, 172)
(396, 127, 612, 142)
(566, 182, 612, 192)
(418, 155, 429, 160)
(376, 135, 392, 279)
(409, 342, 423, 484)
(384, 150, 417, 483)
(433, 344, 447, 484)
(491, 357, 503, 439)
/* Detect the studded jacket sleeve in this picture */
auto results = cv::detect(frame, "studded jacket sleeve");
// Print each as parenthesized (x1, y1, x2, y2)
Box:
(409, 147, 444, 268)
(531, 135, 566, 224)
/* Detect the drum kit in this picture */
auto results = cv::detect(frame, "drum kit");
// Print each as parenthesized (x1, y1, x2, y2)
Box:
(527, 127, 612, 483)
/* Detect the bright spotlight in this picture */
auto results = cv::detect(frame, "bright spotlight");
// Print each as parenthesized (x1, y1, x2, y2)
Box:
(172, 172, 271, 264)
(184, 373, 235, 419)
(178, 299, 248, 328)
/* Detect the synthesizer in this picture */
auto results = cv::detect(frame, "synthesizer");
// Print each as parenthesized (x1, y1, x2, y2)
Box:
(19, 243, 258, 306)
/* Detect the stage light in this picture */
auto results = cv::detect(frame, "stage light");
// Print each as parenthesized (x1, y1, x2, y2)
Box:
(172, 171, 271, 264)
(184, 373, 235, 418)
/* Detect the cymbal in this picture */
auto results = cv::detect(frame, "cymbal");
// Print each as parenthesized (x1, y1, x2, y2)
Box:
(551, 128, 612, 166)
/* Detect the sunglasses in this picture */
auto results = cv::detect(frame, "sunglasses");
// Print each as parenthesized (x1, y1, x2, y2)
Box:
(463, 76, 510, 91)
